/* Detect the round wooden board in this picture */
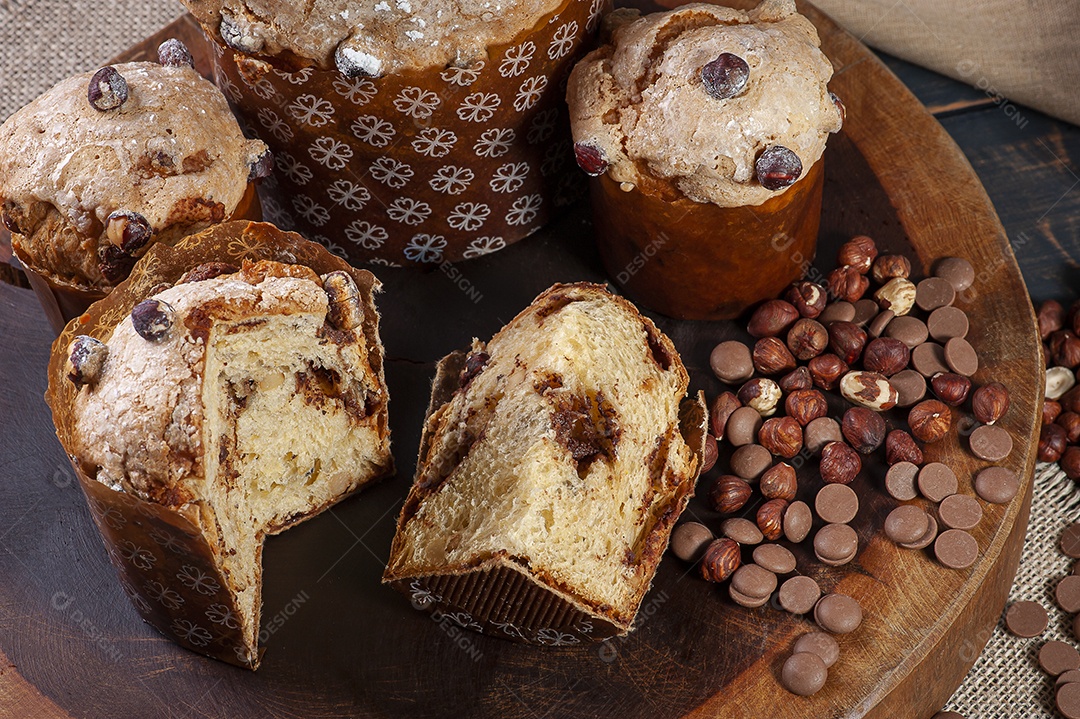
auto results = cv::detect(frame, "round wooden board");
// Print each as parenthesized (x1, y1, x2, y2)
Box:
(0, 3, 1041, 718)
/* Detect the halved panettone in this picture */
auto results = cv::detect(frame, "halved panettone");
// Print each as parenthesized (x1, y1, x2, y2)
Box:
(384, 282, 705, 644)
(46, 222, 392, 668)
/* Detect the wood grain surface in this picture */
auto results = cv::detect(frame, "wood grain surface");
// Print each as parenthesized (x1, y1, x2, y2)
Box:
(0, 3, 1043, 718)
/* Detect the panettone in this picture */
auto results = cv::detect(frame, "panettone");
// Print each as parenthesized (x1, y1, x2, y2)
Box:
(384, 282, 705, 644)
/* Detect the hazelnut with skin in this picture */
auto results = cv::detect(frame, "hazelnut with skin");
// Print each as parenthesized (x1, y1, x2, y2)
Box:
(1062, 447, 1080, 481)
(1038, 300, 1065, 340)
(972, 382, 1010, 425)
(862, 337, 910, 376)
(700, 538, 742, 582)
(710, 476, 753, 514)
(785, 389, 829, 426)
(753, 337, 798, 375)
(842, 407, 887, 454)
(739, 378, 782, 417)
(786, 282, 828, 318)
(885, 429, 923, 465)
(787, 319, 829, 361)
(827, 266, 870, 303)
(779, 366, 814, 393)
(1057, 412, 1080, 444)
(820, 441, 862, 484)
(808, 354, 849, 391)
(757, 499, 790, 541)
(908, 400, 952, 443)
(871, 254, 912, 284)
(828, 321, 868, 365)
(760, 463, 798, 501)
(837, 235, 878, 274)
(840, 371, 898, 411)
(759, 416, 804, 458)
(1039, 423, 1068, 463)
(1045, 400, 1064, 425)
(748, 300, 800, 338)
(710, 392, 742, 439)
(931, 372, 973, 407)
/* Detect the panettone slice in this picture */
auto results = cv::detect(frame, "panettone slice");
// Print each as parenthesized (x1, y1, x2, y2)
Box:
(383, 282, 705, 644)
(51, 233, 393, 668)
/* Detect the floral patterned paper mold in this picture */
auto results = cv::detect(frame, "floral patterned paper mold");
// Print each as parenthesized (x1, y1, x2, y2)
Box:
(202, 0, 608, 268)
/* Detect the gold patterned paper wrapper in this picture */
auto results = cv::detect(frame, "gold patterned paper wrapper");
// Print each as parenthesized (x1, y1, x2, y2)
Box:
(199, 0, 608, 267)
(44, 220, 390, 669)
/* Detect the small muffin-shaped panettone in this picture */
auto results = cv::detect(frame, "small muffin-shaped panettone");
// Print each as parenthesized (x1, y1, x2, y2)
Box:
(384, 283, 705, 644)
(46, 221, 392, 668)
(0, 45, 268, 330)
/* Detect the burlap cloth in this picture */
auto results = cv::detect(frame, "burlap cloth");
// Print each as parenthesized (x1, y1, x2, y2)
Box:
(1, 0, 1075, 714)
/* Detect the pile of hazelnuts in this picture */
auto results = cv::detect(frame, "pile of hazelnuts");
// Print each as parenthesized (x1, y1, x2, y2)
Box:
(1037, 299, 1080, 479)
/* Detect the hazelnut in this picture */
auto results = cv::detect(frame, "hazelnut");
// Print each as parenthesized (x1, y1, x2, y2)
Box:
(785, 282, 827, 319)
(875, 277, 918, 316)
(130, 298, 174, 341)
(1062, 447, 1080, 482)
(842, 407, 886, 454)
(700, 538, 742, 583)
(862, 337, 910, 376)
(738, 378, 782, 417)
(702, 434, 718, 473)
(1074, 301, 1080, 336)
(808, 354, 848, 391)
(322, 271, 364, 331)
(1047, 366, 1077, 400)
(1064, 386, 1080, 415)
(787, 318, 829, 361)
(972, 382, 1010, 425)
(1057, 412, 1080, 444)
(65, 335, 109, 388)
(871, 254, 912, 284)
(105, 210, 153, 255)
(1038, 300, 1066, 340)
(710, 392, 742, 440)
(885, 429, 923, 465)
(1050, 331, 1080, 369)
(840, 370, 898, 411)
(779, 366, 813, 393)
(753, 336, 797, 375)
(931, 372, 973, 407)
(837, 235, 878, 274)
(158, 38, 195, 68)
(1039, 423, 1068, 463)
(828, 321, 868, 365)
(1046, 400, 1064, 425)
(748, 300, 800, 338)
(827, 266, 870, 303)
(710, 475, 753, 513)
(760, 462, 798, 501)
(819, 441, 861, 484)
(908, 399, 952, 443)
(785, 389, 829, 426)
(757, 499, 789, 541)
(759, 416, 804, 458)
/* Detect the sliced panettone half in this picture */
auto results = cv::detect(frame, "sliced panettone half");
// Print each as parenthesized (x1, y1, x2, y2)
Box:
(383, 282, 705, 644)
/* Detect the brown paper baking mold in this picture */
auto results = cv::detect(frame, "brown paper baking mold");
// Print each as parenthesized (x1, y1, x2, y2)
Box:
(200, 0, 609, 267)
(44, 220, 392, 669)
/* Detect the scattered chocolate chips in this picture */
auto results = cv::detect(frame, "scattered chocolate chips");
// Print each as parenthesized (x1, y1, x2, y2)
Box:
(969, 425, 1013, 462)
(890, 369, 927, 407)
(915, 277, 956, 311)
(157, 38, 195, 68)
(711, 340, 754, 383)
(729, 564, 777, 608)
(943, 337, 979, 376)
(722, 517, 764, 546)
(1005, 600, 1049, 638)
(87, 66, 128, 111)
(927, 306, 969, 342)
(781, 652, 828, 696)
(783, 500, 813, 543)
(130, 298, 174, 341)
(899, 513, 938, 550)
(934, 528, 978, 570)
(755, 145, 803, 191)
(885, 315, 929, 349)
(753, 543, 797, 575)
(814, 593, 863, 634)
(573, 142, 609, 176)
(815, 483, 859, 525)
(670, 522, 714, 563)
(934, 257, 976, 293)
(1041, 640, 1080, 676)
(938, 494, 983, 531)
(814, 523, 858, 566)
(1058, 575, 1080, 613)
(779, 576, 821, 614)
(1063, 523, 1080, 559)
(729, 443, 772, 480)
(1059, 682, 1080, 719)
(794, 631, 840, 668)
(918, 462, 959, 502)
(911, 342, 950, 378)
(884, 504, 930, 545)
(885, 462, 920, 501)
(819, 301, 856, 325)
(700, 52, 750, 100)
(974, 466, 1019, 504)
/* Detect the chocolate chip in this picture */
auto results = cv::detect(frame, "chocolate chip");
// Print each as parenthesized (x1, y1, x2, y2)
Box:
(969, 425, 1013, 462)
(815, 483, 859, 525)
(867, 309, 895, 338)
(573, 142, 609, 176)
(722, 517, 763, 546)
(1058, 669, 1080, 686)
(779, 576, 821, 614)
(87, 66, 128, 111)
(752, 543, 797, 575)
(885, 462, 920, 501)
(248, 148, 274, 180)
(783, 500, 813, 543)
(157, 38, 195, 68)
(934, 257, 975, 293)
(885, 315, 929, 349)
(934, 528, 978, 569)
(1058, 575, 1080, 613)
(66, 335, 108, 387)
(974, 466, 1019, 504)
(804, 416, 842, 454)
(710, 340, 754, 384)
(814, 593, 862, 634)
(756, 145, 802, 191)
(726, 406, 764, 447)
(915, 277, 956, 311)
(670, 522, 714, 562)
(891, 369, 927, 407)
(819, 301, 856, 325)
(1063, 523, 1080, 559)
(1041, 640, 1080, 676)
(729, 564, 777, 608)
(105, 210, 153, 255)
(781, 652, 828, 696)
(927, 306, 969, 342)
(944, 337, 979, 376)
(813, 523, 858, 566)
(1059, 682, 1080, 719)
(130, 298, 174, 341)
(918, 462, 958, 502)
(899, 513, 938, 550)
(912, 342, 949, 378)
(700, 52, 750, 100)
(793, 631, 840, 668)
(1005, 600, 1049, 638)
(884, 504, 930, 544)
(852, 298, 879, 327)
(938, 493, 983, 531)
(729, 443, 771, 480)
(97, 244, 136, 284)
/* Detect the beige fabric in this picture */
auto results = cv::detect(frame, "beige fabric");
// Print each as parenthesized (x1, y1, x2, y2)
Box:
(815, 0, 1080, 126)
